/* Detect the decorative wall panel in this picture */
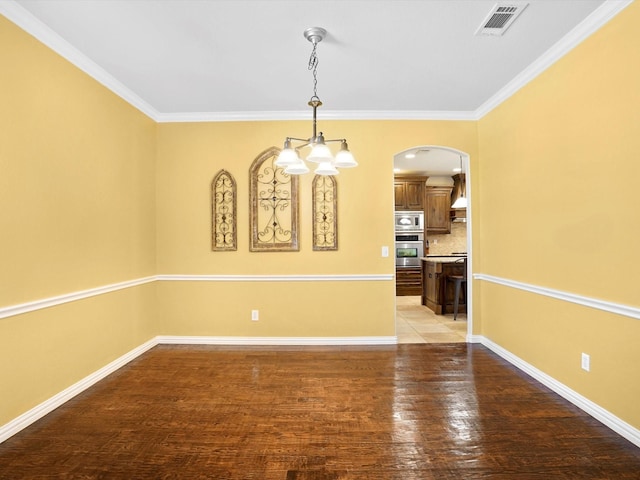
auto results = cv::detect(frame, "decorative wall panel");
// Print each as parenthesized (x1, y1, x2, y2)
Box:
(249, 147, 299, 252)
(312, 175, 338, 251)
(211, 169, 237, 251)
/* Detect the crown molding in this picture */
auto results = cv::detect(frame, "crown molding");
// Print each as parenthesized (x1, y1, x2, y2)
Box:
(154, 110, 478, 123)
(0, 0, 160, 120)
(1, 0, 633, 123)
(154, 111, 310, 123)
(474, 0, 634, 119)
(0, 0, 475, 123)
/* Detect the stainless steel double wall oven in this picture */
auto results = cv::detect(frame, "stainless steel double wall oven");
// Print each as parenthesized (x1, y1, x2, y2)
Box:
(394, 211, 424, 267)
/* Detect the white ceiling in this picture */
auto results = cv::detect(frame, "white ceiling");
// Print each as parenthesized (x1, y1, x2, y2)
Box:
(394, 147, 464, 177)
(3, 0, 625, 123)
(2, 0, 630, 175)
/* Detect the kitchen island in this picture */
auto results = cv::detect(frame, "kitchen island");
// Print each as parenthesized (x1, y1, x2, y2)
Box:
(421, 256, 467, 315)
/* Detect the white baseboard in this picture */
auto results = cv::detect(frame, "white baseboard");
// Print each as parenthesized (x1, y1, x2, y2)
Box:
(5, 334, 637, 450)
(156, 335, 398, 346)
(0, 335, 396, 443)
(0, 338, 158, 444)
(479, 336, 640, 449)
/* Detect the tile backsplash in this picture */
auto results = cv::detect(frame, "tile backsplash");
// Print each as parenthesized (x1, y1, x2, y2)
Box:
(428, 221, 467, 255)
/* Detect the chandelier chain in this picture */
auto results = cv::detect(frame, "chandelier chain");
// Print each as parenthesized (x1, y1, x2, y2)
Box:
(275, 27, 357, 175)
(308, 42, 319, 100)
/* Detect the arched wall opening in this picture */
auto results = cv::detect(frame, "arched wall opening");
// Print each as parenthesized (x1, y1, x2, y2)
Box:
(393, 145, 473, 341)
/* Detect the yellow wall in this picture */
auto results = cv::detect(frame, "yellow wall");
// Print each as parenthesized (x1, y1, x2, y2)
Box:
(0, 16, 157, 425)
(477, 2, 640, 428)
(4, 0, 639, 439)
(156, 120, 478, 337)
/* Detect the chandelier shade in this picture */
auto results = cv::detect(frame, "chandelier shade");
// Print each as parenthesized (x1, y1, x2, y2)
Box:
(276, 27, 357, 176)
(333, 141, 357, 168)
(273, 142, 300, 167)
(314, 161, 340, 176)
(306, 140, 333, 164)
(284, 158, 311, 175)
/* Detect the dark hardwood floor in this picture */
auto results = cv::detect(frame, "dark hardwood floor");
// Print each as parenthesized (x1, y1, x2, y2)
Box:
(1, 344, 638, 479)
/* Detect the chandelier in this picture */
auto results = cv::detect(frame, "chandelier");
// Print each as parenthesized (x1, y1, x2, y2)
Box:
(274, 27, 357, 176)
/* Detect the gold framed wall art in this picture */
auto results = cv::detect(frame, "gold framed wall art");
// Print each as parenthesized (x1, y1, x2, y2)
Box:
(249, 147, 299, 252)
(312, 174, 338, 251)
(211, 169, 237, 251)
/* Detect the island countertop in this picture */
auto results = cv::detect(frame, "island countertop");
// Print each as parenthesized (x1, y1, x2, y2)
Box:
(421, 256, 466, 263)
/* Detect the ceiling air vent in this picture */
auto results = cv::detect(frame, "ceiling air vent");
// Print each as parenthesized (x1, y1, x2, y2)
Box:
(475, 3, 529, 36)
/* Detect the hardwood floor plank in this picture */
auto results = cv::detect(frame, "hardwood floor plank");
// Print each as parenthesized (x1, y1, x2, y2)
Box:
(0, 344, 638, 479)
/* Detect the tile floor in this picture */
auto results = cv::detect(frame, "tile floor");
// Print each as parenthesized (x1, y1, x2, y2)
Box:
(396, 296, 467, 343)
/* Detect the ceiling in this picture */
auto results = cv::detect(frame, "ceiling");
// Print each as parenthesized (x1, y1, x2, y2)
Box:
(394, 147, 464, 177)
(4, 0, 620, 121)
(2, 0, 627, 175)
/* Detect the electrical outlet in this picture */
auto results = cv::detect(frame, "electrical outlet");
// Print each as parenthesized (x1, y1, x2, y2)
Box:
(581, 353, 590, 372)
(381, 246, 389, 258)
(432, 239, 438, 245)
(251, 310, 259, 321)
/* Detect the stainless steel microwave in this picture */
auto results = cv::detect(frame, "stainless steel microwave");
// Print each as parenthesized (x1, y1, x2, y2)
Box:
(394, 211, 424, 232)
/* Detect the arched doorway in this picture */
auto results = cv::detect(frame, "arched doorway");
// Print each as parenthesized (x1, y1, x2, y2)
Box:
(393, 146, 473, 343)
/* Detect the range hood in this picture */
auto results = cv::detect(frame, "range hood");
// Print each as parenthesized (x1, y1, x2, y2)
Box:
(450, 174, 467, 222)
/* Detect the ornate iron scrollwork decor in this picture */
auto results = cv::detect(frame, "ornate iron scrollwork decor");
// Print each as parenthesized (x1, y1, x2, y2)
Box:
(312, 174, 338, 251)
(250, 147, 299, 252)
(211, 169, 237, 251)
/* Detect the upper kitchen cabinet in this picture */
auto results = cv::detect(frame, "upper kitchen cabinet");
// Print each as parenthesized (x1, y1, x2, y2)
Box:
(394, 176, 426, 210)
(425, 186, 452, 233)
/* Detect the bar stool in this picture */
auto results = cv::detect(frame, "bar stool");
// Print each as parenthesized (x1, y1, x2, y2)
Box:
(446, 258, 467, 320)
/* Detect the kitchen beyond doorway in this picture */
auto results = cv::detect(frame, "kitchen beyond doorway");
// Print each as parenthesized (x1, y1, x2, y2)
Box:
(396, 296, 467, 343)
(393, 145, 472, 340)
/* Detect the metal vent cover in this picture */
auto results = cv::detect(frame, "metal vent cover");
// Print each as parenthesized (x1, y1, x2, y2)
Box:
(476, 2, 529, 36)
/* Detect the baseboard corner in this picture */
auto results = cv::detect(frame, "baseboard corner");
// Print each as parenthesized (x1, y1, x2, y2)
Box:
(0, 337, 158, 444)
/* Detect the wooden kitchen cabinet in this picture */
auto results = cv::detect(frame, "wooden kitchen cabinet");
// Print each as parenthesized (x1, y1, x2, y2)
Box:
(422, 261, 439, 308)
(425, 186, 452, 233)
(396, 267, 422, 296)
(394, 177, 425, 211)
(421, 259, 466, 314)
